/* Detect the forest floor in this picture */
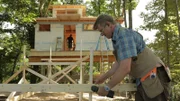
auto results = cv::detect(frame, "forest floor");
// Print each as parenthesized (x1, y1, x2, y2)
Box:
(18, 92, 135, 101)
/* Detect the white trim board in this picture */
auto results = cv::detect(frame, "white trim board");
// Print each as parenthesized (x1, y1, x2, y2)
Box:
(0, 83, 136, 92)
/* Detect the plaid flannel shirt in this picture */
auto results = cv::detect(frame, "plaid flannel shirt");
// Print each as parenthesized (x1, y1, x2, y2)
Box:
(112, 24, 145, 62)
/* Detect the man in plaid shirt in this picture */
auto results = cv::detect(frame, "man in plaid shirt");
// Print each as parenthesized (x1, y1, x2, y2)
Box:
(93, 14, 171, 101)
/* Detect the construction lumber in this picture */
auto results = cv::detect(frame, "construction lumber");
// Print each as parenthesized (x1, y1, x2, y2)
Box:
(0, 83, 136, 92)
(18, 62, 86, 65)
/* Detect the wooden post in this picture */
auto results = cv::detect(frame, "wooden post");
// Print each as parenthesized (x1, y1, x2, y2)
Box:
(100, 57, 102, 73)
(23, 45, 26, 84)
(89, 47, 94, 101)
(79, 39, 83, 101)
(48, 47, 52, 84)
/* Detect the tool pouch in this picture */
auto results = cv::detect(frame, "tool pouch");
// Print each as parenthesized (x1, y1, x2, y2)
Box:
(157, 66, 171, 100)
(141, 75, 164, 98)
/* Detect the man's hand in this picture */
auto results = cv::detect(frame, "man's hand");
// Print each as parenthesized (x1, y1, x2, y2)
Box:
(94, 75, 105, 84)
(97, 86, 108, 96)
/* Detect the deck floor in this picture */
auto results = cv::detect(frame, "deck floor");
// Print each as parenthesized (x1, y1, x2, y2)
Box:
(29, 50, 115, 62)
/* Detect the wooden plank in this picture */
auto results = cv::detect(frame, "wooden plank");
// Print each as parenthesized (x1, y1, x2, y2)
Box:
(79, 41, 83, 101)
(29, 56, 115, 62)
(4, 66, 27, 84)
(18, 62, 86, 65)
(40, 55, 89, 83)
(29, 51, 113, 56)
(112, 83, 137, 92)
(54, 66, 77, 84)
(0, 84, 136, 92)
(36, 18, 123, 23)
(55, 62, 79, 82)
(89, 48, 94, 101)
(61, 72, 77, 84)
(41, 58, 81, 61)
(26, 68, 58, 84)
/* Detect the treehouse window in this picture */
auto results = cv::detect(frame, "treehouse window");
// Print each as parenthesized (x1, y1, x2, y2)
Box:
(83, 24, 93, 31)
(39, 24, 51, 31)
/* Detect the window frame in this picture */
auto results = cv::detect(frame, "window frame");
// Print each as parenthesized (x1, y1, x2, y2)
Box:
(83, 23, 94, 31)
(39, 24, 51, 32)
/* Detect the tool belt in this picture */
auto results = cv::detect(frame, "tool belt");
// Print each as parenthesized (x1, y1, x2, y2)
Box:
(141, 67, 157, 82)
(140, 66, 171, 99)
(141, 66, 171, 82)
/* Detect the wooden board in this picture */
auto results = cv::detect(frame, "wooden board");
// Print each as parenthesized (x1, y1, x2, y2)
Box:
(0, 84, 137, 92)
(28, 50, 116, 62)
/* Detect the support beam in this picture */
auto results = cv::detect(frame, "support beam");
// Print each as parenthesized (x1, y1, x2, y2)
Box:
(40, 55, 89, 83)
(55, 62, 79, 83)
(23, 62, 86, 65)
(41, 58, 81, 61)
(55, 66, 77, 84)
(0, 84, 136, 92)
(4, 66, 27, 84)
(89, 47, 94, 101)
(26, 68, 58, 84)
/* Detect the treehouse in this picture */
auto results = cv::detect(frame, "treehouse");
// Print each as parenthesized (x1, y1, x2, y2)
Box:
(29, 5, 124, 63)
(0, 5, 137, 101)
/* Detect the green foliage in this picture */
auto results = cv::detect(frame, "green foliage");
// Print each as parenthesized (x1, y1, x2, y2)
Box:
(0, 33, 23, 82)
(0, 0, 37, 83)
(172, 83, 180, 100)
(126, 0, 138, 10)
(85, 0, 107, 16)
(72, 62, 101, 75)
(141, 0, 180, 100)
(85, 0, 138, 19)
(171, 69, 180, 100)
(0, 1, 178, 100)
(59, 0, 83, 5)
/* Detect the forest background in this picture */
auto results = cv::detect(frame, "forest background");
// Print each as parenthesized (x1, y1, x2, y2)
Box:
(0, 0, 179, 100)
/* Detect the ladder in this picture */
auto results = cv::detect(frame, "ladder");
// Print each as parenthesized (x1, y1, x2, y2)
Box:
(55, 37, 62, 51)
(101, 50, 109, 73)
(95, 35, 110, 51)
(95, 35, 110, 73)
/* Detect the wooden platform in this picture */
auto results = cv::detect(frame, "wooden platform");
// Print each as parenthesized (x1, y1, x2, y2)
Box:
(29, 50, 116, 62)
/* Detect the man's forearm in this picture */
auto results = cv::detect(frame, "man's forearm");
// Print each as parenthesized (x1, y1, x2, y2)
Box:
(108, 61, 119, 75)
(107, 65, 129, 89)
(100, 61, 119, 81)
(107, 58, 131, 89)
(105, 61, 119, 78)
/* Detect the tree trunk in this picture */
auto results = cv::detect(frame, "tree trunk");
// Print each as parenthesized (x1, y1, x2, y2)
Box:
(174, 0, 180, 39)
(98, 0, 101, 14)
(123, 0, 127, 27)
(38, 0, 52, 17)
(117, 0, 121, 17)
(111, 0, 116, 17)
(165, 0, 170, 67)
(70, 0, 74, 4)
(128, 0, 133, 29)
(38, 0, 44, 17)
(11, 52, 21, 75)
(44, 0, 52, 17)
